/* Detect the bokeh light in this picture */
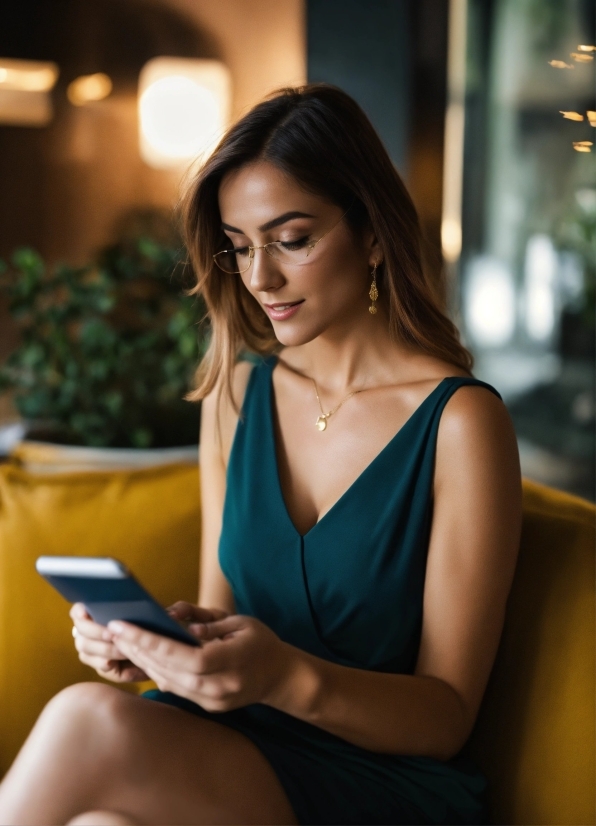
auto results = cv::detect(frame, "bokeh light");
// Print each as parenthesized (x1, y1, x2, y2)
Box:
(464, 256, 516, 347)
(138, 58, 231, 169)
(67, 73, 112, 106)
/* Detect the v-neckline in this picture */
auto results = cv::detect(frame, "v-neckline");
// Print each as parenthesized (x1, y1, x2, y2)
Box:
(266, 357, 452, 540)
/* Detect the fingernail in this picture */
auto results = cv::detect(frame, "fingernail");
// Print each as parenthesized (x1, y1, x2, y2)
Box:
(102, 630, 113, 640)
(108, 621, 124, 634)
(189, 623, 205, 634)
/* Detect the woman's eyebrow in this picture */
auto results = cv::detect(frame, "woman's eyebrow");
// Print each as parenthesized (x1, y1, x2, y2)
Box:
(221, 211, 315, 235)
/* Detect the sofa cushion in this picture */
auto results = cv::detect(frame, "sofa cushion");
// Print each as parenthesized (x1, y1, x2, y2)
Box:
(0, 461, 200, 776)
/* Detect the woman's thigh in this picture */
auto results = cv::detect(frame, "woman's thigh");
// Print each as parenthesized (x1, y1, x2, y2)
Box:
(7, 683, 299, 826)
(91, 685, 299, 825)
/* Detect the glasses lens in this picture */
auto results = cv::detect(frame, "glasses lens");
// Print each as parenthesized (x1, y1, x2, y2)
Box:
(214, 250, 245, 274)
(266, 240, 313, 266)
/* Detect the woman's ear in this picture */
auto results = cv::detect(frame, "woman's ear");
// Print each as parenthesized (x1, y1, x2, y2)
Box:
(363, 225, 383, 268)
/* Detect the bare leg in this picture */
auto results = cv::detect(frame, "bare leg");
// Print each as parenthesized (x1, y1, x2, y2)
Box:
(0, 682, 298, 826)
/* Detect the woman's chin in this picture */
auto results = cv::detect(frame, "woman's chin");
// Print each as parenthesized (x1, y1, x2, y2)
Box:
(271, 320, 323, 348)
(271, 304, 367, 347)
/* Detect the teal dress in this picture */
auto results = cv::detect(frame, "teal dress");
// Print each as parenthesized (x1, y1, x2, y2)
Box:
(144, 354, 501, 825)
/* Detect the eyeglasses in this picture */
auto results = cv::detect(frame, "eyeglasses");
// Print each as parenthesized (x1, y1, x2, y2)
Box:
(212, 208, 349, 275)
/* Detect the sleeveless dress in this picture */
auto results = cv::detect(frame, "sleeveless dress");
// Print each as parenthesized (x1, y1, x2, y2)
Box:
(144, 354, 502, 825)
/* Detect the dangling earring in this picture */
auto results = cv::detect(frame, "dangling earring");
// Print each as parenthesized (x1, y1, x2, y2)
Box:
(369, 263, 379, 314)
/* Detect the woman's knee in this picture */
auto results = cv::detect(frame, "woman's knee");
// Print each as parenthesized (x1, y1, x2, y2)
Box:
(66, 809, 138, 825)
(39, 682, 135, 747)
(45, 681, 124, 717)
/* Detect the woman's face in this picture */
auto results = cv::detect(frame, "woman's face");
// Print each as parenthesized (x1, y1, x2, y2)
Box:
(217, 160, 380, 347)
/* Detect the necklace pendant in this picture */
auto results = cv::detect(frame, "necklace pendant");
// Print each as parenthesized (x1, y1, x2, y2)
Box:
(315, 415, 328, 431)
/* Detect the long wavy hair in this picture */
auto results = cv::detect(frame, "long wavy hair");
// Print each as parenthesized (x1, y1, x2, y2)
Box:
(182, 83, 473, 406)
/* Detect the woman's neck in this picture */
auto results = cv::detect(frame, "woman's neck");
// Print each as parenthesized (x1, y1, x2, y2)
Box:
(280, 310, 414, 394)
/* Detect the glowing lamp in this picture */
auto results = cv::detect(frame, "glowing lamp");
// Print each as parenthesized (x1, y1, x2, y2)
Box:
(0, 58, 58, 92)
(0, 58, 59, 126)
(138, 58, 231, 169)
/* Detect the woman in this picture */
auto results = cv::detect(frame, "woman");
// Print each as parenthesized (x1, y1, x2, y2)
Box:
(0, 85, 522, 826)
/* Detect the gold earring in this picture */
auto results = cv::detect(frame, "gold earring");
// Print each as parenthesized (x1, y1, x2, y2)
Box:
(369, 263, 378, 314)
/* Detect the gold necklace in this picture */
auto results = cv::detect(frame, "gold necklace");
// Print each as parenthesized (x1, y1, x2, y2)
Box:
(311, 379, 364, 431)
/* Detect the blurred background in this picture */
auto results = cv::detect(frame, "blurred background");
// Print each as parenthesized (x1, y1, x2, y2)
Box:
(0, 0, 593, 499)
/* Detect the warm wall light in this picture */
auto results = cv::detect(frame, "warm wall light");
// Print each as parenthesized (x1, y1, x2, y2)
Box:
(548, 60, 574, 69)
(138, 58, 231, 169)
(67, 73, 112, 106)
(441, 217, 462, 263)
(0, 57, 59, 126)
(0, 58, 59, 92)
(441, 0, 467, 265)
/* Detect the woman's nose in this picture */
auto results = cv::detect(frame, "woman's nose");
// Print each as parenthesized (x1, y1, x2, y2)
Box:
(248, 247, 284, 293)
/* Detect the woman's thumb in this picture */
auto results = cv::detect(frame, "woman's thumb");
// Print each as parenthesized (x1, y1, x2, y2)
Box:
(190, 614, 243, 641)
(167, 603, 229, 623)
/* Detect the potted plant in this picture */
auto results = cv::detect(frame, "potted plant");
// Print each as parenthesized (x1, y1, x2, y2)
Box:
(0, 211, 208, 470)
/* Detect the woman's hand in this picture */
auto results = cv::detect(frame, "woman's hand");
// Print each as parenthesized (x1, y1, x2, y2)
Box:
(106, 614, 293, 712)
(70, 603, 149, 683)
(69, 602, 230, 684)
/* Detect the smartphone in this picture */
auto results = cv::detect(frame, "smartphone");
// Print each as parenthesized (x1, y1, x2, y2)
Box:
(36, 555, 199, 647)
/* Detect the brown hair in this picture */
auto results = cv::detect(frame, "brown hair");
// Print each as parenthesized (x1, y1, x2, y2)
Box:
(182, 83, 473, 405)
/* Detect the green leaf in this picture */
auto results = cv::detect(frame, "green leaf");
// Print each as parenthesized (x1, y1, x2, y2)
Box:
(103, 391, 123, 415)
(79, 319, 117, 349)
(138, 237, 162, 261)
(20, 342, 45, 368)
(178, 330, 198, 358)
(12, 247, 44, 278)
(131, 427, 153, 448)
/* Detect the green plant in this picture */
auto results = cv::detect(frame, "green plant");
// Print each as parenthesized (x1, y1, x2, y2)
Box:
(0, 228, 208, 448)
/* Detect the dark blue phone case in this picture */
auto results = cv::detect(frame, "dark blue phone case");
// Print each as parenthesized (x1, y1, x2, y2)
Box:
(41, 571, 200, 647)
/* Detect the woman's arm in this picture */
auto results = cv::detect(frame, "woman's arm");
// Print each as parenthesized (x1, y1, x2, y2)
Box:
(197, 362, 255, 613)
(262, 385, 523, 759)
(69, 373, 254, 679)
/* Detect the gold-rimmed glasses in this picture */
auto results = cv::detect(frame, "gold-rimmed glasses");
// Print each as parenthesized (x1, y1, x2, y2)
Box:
(212, 208, 350, 274)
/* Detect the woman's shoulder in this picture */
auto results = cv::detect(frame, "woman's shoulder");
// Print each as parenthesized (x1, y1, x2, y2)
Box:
(434, 376, 517, 493)
(387, 354, 512, 486)
(439, 380, 508, 438)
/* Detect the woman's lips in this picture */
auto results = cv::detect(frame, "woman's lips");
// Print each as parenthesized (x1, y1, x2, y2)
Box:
(263, 300, 304, 321)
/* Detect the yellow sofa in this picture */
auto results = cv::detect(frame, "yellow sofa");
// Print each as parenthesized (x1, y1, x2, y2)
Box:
(463, 478, 595, 825)
(0, 461, 201, 777)
(0, 462, 593, 825)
